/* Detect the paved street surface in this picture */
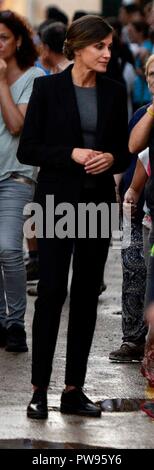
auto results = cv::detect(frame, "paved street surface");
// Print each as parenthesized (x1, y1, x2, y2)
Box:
(0, 245, 154, 450)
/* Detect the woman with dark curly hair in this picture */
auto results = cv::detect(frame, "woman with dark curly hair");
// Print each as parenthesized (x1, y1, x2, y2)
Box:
(0, 10, 44, 352)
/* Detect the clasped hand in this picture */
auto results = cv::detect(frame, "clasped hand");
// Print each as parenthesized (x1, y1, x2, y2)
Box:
(71, 148, 114, 175)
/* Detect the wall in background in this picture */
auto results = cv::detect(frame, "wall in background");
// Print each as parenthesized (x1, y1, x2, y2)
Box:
(0, 0, 102, 24)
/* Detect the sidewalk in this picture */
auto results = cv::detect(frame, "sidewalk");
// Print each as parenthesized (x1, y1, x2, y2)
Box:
(0, 246, 154, 449)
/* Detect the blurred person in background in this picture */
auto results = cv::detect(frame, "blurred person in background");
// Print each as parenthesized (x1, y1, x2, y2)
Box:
(27, 20, 70, 293)
(35, 20, 54, 75)
(128, 54, 154, 404)
(128, 20, 153, 109)
(0, 10, 44, 352)
(41, 21, 70, 74)
(106, 17, 136, 119)
(118, 3, 145, 44)
(141, 303, 154, 418)
(109, 135, 147, 363)
(45, 5, 68, 26)
(72, 11, 88, 22)
(110, 53, 154, 363)
(35, 7, 69, 75)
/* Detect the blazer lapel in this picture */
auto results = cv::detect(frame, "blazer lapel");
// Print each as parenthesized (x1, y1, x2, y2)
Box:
(57, 66, 84, 146)
(57, 67, 113, 150)
(95, 75, 113, 149)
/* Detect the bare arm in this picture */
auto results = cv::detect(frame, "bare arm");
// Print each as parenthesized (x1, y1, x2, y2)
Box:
(114, 173, 123, 191)
(129, 103, 154, 154)
(0, 59, 27, 136)
(114, 173, 123, 202)
(124, 158, 148, 204)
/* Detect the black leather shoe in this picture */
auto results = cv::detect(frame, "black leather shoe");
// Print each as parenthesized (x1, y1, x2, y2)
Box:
(6, 325, 28, 352)
(60, 388, 101, 417)
(27, 389, 48, 419)
(0, 324, 7, 347)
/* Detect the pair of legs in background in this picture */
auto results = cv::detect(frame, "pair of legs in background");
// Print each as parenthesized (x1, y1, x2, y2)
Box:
(0, 178, 34, 351)
(109, 222, 147, 362)
(140, 221, 154, 417)
(141, 221, 154, 388)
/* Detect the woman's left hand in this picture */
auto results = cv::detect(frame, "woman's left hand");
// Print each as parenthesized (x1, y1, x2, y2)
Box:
(84, 152, 114, 174)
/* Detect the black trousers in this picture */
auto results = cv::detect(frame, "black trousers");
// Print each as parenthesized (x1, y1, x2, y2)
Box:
(32, 184, 112, 387)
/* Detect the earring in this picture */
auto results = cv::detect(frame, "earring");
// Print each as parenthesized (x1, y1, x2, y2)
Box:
(16, 45, 20, 51)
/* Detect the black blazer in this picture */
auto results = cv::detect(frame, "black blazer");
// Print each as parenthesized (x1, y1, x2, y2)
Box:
(17, 65, 130, 203)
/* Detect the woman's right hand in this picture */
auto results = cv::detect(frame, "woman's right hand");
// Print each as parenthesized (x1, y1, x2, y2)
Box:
(124, 187, 139, 205)
(123, 187, 138, 217)
(71, 148, 96, 165)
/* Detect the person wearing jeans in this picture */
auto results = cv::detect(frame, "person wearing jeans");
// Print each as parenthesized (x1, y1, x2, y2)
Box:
(0, 10, 44, 352)
(0, 178, 34, 345)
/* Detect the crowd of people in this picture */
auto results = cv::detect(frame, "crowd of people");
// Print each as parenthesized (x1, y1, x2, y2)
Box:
(0, 1, 154, 420)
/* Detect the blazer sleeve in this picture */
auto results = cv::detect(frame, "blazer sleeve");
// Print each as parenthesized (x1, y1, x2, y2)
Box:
(17, 77, 75, 170)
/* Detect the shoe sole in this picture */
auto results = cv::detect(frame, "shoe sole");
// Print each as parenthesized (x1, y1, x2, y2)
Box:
(109, 357, 143, 363)
(27, 410, 48, 420)
(60, 404, 101, 417)
(6, 346, 28, 352)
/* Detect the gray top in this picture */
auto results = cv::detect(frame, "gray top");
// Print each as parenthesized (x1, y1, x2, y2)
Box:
(74, 85, 97, 149)
(0, 66, 44, 182)
(74, 85, 98, 188)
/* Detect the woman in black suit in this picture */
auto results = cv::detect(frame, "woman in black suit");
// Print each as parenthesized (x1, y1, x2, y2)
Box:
(17, 15, 129, 419)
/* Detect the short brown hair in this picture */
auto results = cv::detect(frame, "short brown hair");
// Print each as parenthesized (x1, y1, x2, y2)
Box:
(63, 15, 113, 60)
